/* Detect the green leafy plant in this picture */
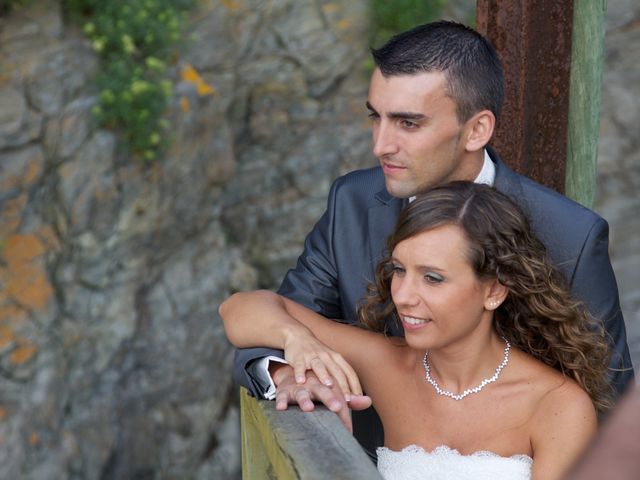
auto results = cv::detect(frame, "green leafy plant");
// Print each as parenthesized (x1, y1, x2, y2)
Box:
(0, 0, 29, 16)
(63, 0, 196, 160)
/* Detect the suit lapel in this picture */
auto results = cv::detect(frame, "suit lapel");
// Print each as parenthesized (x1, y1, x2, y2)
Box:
(368, 189, 405, 271)
(488, 147, 524, 199)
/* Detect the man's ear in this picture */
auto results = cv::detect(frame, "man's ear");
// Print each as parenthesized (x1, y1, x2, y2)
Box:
(484, 278, 508, 311)
(463, 110, 495, 152)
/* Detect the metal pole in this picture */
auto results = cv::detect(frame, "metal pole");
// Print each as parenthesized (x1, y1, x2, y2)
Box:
(476, 0, 575, 194)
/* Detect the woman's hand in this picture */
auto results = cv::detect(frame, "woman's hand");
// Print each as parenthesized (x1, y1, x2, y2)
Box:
(282, 325, 363, 398)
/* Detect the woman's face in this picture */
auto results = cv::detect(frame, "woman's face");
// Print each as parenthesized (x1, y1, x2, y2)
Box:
(390, 224, 495, 350)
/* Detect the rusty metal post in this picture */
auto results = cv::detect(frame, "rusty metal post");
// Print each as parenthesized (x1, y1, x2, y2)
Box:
(476, 1, 574, 194)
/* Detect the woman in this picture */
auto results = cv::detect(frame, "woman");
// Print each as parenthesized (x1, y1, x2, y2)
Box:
(220, 182, 611, 480)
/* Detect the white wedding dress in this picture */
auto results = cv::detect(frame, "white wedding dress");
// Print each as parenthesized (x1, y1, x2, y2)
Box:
(377, 444, 533, 480)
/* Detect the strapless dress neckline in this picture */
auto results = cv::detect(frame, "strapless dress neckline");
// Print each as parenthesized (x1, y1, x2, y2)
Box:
(377, 444, 532, 480)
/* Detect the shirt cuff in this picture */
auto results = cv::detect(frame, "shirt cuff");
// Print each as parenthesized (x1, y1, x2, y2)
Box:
(255, 356, 289, 400)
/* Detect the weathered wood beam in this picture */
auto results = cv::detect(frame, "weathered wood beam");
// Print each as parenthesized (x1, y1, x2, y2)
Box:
(565, 0, 607, 208)
(239, 387, 382, 479)
(476, 0, 575, 194)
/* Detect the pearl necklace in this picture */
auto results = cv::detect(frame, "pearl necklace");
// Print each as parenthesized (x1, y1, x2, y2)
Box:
(422, 337, 511, 400)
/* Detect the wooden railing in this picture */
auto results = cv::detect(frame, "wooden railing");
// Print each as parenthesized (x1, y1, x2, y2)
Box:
(239, 387, 382, 479)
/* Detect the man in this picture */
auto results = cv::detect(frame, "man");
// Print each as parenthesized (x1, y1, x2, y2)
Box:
(232, 21, 634, 459)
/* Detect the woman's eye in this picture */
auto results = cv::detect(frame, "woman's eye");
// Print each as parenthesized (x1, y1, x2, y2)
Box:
(390, 264, 405, 275)
(424, 273, 444, 283)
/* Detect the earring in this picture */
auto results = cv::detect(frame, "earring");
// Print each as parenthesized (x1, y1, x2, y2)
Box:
(489, 300, 501, 309)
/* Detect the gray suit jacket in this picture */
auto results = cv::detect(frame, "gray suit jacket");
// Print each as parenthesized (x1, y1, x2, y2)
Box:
(233, 149, 634, 458)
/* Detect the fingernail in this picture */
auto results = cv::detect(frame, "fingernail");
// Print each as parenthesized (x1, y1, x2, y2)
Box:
(344, 393, 351, 402)
(330, 401, 341, 411)
(296, 375, 305, 383)
(323, 379, 333, 386)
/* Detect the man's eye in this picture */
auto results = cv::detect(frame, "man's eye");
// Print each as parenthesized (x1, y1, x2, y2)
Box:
(401, 120, 418, 129)
(424, 273, 443, 283)
(367, 112, 379, 120)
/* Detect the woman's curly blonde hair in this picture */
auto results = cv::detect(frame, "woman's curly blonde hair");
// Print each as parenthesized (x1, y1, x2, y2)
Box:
(358, 181, 612, 412)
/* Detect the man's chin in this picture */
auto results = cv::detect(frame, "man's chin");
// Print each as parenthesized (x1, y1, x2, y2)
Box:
(384, 180, 417, 199)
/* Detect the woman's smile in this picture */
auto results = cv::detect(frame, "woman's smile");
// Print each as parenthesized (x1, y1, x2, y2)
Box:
(401, 315, 432, 331)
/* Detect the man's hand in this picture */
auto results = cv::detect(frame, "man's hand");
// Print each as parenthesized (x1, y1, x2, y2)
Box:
(270, 364, 372, 432)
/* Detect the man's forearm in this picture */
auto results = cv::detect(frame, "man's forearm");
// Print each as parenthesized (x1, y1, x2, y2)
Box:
(232, 347, 285, 397)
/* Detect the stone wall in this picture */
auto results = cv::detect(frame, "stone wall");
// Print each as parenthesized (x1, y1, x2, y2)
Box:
(596, 0, 640, 374)
(0, 1, 371, 478)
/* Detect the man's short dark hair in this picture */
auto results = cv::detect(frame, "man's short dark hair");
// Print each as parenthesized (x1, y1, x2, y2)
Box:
(371, 21, 504, 123)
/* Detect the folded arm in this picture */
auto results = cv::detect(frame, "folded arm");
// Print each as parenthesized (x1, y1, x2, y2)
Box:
(221, 290, 364, 397)
(231, 178, 347, 399)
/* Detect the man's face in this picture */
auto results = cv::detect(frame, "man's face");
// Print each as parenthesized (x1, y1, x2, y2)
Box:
(367, 69, 477, 198)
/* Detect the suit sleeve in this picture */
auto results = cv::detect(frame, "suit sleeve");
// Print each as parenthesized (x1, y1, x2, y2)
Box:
(570, 218, 634, 398)
(232, 347, 285, 397)
(232, 178, 344, 396)
(276, 175, 343, 317)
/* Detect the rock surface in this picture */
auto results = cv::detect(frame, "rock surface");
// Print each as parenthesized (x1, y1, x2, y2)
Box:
(596, 0, 640, 375)
(0, 1, 370, 478)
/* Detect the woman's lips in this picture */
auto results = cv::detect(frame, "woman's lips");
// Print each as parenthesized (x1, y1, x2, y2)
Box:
(401, 315, 431, 331)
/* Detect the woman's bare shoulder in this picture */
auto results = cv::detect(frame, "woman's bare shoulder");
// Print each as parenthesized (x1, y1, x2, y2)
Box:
(505, 348, 594, 420)
(526, 364, 596, 479)
(509, 348, 579, 388)
(534, 375, 595, 425)
(503, 349, 596, 478)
